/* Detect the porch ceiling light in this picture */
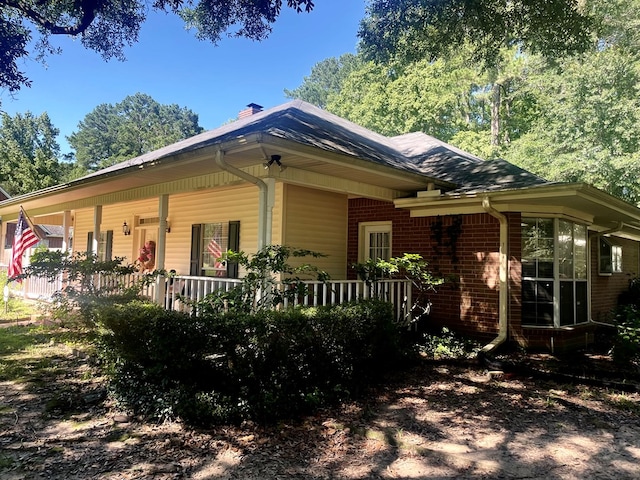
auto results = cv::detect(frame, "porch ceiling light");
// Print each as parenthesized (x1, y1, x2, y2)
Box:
(263, 154, 286, 172)
(123, 221, 131, 236)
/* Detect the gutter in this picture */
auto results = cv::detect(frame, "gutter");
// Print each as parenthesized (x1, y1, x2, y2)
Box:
(481, 196, 509, 353)
(214, 149, 268, 249)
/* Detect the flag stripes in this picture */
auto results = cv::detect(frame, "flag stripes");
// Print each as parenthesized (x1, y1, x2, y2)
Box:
(8, 210, 40, 281)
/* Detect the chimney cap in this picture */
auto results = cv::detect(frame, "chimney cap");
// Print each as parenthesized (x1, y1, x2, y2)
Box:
(238, 103, 264, 119)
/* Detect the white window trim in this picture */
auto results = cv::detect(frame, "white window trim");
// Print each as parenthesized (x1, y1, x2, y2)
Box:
(358, 221, 392, 263)
(598, 236, 623, 275)
(522, 217, 588, 328)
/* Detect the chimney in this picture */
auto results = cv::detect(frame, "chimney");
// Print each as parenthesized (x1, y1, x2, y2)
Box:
(238, 103, 263, 119)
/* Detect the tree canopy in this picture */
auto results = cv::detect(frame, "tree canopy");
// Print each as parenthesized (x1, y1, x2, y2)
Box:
(0, 0, 315, 93)
(68, 93, 204, 173)
(286, 0, 640, 204)
(0, 111, 63, 196)
(284, 54, 363, 109)
(358, 0, 596, 67)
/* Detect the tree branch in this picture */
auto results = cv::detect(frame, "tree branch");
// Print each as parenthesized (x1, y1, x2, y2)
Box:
(2, 0, 103, 36)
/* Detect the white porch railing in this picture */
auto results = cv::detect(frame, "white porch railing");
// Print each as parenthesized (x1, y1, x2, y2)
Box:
(163, 276, 412, 324)
(3, 267, 413, 324)
(2, 271, 63, 302)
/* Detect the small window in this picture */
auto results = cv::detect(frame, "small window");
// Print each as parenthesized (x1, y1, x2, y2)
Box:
(599, 237, 622, 275)
(190, 221, 240, 277)
(359, 221, 392, 262)
(86, 231, 113, 261)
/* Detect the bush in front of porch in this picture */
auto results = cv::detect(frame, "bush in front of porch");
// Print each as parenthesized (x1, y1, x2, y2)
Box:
(96, 298, 408, 425)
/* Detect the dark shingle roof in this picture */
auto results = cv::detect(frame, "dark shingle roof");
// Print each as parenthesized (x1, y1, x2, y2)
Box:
(84, 100, 549, 193)
(390, 132, 549, 193)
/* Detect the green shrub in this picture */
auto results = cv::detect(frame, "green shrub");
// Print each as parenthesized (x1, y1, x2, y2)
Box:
(97, 299, 406, 425)
(417, 327, 481, 360)
(611, 305, 640, 366)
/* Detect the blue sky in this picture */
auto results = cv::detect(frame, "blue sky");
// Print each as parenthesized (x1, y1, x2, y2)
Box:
(0, 0, 366, 155)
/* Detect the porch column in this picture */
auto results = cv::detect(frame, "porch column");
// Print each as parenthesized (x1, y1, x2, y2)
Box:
(157, 195, 168, 270)
(62, 210, 72, 253)
(265, 177, 276, 245)
(155, 194, 169, 304)
(92, 206, 102, 255)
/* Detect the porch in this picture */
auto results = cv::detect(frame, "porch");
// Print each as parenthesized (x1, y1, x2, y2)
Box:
(3, 270, 413, 324)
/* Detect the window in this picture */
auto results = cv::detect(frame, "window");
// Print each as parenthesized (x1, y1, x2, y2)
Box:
(359, 221, 392, 262)
(599, 237, 623, 275)
(190, 221, 240, 277)
(86, 231, 113, 261)
(521, 218, 587, 327)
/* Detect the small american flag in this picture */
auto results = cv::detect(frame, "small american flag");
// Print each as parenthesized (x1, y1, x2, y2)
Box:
(8, 210, 40, 281)
(207, 236, 223, 269)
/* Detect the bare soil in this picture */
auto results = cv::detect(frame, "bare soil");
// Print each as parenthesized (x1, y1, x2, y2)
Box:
(1, 325, 640, 479)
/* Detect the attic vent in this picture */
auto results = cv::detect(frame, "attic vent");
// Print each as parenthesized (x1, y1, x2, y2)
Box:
(139, 217, 160, 226)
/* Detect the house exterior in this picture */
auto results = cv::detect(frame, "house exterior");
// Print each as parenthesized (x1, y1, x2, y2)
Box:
(1, 100, 639, 351)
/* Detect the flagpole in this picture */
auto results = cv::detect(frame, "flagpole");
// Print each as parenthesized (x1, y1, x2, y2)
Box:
(20, 206, 39, 236)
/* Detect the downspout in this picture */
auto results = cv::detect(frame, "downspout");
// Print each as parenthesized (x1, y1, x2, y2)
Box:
(214, 149, 268, 249)
(481, 196, 509, 353)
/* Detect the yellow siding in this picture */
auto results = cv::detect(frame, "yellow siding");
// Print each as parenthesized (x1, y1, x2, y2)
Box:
(282, 184, 348, 279)
(270, 181, 284, 245)
(165, 186, 259, 274)
(73, 186, 261, 274)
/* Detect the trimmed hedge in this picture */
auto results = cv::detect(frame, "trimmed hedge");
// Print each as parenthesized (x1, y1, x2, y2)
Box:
(97, 299, 405, 424)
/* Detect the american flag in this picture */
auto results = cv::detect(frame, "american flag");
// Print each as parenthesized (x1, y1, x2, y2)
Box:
(207, 235, 224, 269)
(8, 210, 40, 281)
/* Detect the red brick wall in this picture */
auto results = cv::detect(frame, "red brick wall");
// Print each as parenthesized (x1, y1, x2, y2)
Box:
(348, 199, 640, 350)
(590, 234, 639, 322)
(348, 198, 508, 340)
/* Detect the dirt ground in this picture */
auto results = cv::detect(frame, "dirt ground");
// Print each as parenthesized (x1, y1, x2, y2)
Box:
(1, 330, 640, 479)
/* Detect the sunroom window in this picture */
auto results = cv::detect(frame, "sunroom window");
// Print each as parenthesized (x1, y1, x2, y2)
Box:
(521, 218, 588, 327)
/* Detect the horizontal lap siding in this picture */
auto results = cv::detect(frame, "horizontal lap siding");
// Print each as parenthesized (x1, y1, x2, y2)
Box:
(74, 186, 260, 275)
(75, 198, 157, 263)
(283, 184, 348, 280)
(165, 186, 260, 275)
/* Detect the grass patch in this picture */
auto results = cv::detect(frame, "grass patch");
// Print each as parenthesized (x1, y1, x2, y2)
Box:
(606, 392, 640, 413)
(0, 323, 95, 382)
(0, 454, 15, 469)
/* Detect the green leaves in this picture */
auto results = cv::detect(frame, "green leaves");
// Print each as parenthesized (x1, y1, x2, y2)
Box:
(1, 1, 317, 93)
(0, 111, 62, 196)
(358, 0, 595, 68)
(67, 93, 204, 172)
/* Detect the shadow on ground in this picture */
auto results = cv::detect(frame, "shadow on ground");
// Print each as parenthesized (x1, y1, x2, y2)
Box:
(1, 327, 640, 479)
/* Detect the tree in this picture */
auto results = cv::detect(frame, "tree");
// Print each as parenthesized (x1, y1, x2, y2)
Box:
(68, 93, 204, 172)
(284, 54, 363, 108)
(0, 111, 63, 195)
(505, 46, 640, 204)
(326, 56, 478, 140)
(0, 0, 315, 93)
(358, 0, 595, 67)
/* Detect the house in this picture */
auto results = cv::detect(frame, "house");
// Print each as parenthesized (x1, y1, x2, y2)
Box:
(1, 187, 65, 257)
(1, 100, 639, 351)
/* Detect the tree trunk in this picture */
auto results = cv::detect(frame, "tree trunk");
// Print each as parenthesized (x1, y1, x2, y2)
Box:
(491, 83, 501, 147)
